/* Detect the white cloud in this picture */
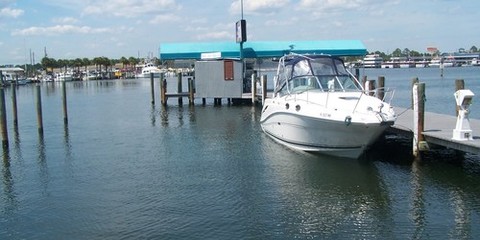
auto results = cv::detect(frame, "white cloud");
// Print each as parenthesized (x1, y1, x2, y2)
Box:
(82, 0, 181, 18)
(149, 14, 181, 24)
(0, 7, 24, 18)
(229, 0, 289, 15)
(52, 17, 79, 24)
(12, 25, 112, 36)
(195, 31, 230, 41)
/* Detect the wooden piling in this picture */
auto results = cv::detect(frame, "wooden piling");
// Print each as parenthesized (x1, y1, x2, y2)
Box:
(11, 84, 18, 127)
(161, 78, 167, 106)
(362, 76, 367, 90)
(159, 72, 164, 104)
(413, 82, 426, 158)
(261, 75, 267, 106)
(251, 72, 257, 104)
(411, 77, 419, 108)
(365, 80, 375, 96)
(188, 78, 194, 105)
(377, 76, 385, 100)
(177, 73, 183, 105)
(35, 85, 43, 135)
(455, 79, 465, 116)
(62, 81, 68, 124)
(0, 88, 9, 148)
(150, 72, 155, 104)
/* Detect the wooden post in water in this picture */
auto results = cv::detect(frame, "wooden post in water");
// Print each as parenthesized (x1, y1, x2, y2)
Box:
(62, 81, 68, 124)
(177, 73, 183, 105)
(161, 77, 167, 106)
(411, 77, 419, 108)
(455, 79, 465, 116)
(261, 75, 267, 106)
(365, 80, 375, 96)
(150, 72, 155, 105)
(377, 76, 385, 100)
(0, 88, 9, 149)
(11, 84, 18, 127)
(413, 82, 427, 158)
(35, 85, 43, 135)
(159, 72, 164, 104)
(251, 72, 257, 104)
(188, 78, 194, 105)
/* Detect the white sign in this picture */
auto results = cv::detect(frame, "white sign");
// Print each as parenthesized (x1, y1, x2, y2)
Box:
(201, 52, 221, 59)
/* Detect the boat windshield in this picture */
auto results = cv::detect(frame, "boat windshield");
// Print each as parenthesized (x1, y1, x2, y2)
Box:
(276, 55, 361, 95)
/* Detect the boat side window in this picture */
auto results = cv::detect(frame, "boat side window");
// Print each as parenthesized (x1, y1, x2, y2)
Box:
(287, 76, 320, 93)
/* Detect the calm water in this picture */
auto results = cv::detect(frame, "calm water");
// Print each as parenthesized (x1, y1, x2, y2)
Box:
(0, 68, 479, 239)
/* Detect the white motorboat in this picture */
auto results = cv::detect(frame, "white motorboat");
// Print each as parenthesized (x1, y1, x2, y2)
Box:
(135, 62, 163, 78)
(260, 54, 397, 158)
(55, 72, 73, 81)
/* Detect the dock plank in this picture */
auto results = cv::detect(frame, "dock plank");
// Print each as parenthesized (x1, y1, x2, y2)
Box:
(391, 107, 480, 154)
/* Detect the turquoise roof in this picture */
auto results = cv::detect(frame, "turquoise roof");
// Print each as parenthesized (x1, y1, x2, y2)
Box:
(159, 40, 366, 60)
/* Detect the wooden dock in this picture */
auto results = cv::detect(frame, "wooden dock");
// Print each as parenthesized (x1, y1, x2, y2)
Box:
(390, 107, 480, 155)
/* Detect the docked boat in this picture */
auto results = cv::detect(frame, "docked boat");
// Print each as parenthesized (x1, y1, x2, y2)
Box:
(135, 62, 163, 78)
(55, 72, 73, 81)
(260, 54, 396, 158)
(429, 57, 454, 68)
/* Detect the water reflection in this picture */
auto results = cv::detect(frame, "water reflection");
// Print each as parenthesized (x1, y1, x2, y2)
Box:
(410, 160, 425, 238)
(259, 139, 393, 238)
(37, 133, 49, 194)
(2, 149, 17, 214)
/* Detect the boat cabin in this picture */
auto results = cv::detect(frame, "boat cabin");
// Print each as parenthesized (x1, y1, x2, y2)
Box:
(275, 55, 361, 96)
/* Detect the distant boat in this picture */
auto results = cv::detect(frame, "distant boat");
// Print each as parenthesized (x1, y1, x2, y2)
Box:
(362, 54, 383, 68)
(260, 54, 396, 158)
(55, 72, 73, 81)
(135, 62, 163, 78)
(470, 58, 480, 66)
(429, 57, 454, 68)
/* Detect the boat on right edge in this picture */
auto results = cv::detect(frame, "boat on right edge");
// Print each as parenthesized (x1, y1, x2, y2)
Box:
(260, 53, 397, 158)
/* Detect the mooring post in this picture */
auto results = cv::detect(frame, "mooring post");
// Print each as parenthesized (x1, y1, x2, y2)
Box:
(35, 85, 43, 135)
(160, 76, 167, 106)
(177, 73, 183, 105)
(413, 82, 426, 158)
(11, 83, 18, 127)
(0, 88, 9, 149)
(362, 75, 367, 92)
(150, 72, 155, 105)
(188, 78, 194, 105)
(251, 72, 257, 104)
(261, 75, 267, 106)
(455, 79, 465, 116)
(365, 80, 375, 96)
(159, 72, 164, 104)
(411, 77, 419, 108)
(62, 81, 68, 124)
(377, 76, 385, 100)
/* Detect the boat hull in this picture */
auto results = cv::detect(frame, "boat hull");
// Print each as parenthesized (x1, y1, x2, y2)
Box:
(260, 97, 393, 158)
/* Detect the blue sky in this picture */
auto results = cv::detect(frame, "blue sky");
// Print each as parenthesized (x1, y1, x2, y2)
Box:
(1, 0, 479, 65)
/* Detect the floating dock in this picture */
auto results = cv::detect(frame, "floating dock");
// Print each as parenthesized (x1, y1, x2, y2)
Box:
(390, 107, 480, 155)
